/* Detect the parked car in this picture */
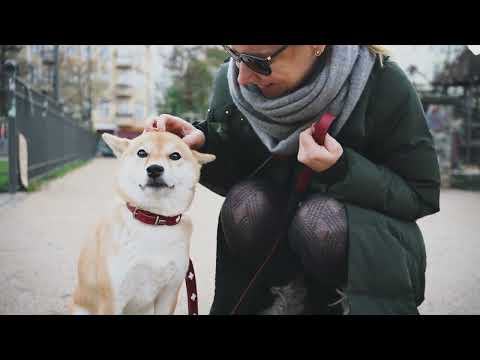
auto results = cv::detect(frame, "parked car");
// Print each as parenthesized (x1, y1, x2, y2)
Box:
(97, 138, 114, 157)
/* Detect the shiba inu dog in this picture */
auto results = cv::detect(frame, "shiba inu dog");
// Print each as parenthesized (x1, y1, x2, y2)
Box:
(71, 130, 215, 315)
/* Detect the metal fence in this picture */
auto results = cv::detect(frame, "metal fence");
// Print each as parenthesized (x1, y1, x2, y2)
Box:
(1, 63, 98, 193)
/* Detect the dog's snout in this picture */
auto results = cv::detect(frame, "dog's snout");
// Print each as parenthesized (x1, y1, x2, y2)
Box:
(146, 165, 164, 178)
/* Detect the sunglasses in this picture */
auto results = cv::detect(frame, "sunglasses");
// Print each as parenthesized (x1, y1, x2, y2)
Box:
(222, 45, 289, 76)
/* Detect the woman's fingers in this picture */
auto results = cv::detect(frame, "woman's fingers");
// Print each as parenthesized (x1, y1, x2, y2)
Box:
(145, 115, 167, 131)
(298, 127, 343, 172)
(183, 130, 206, 150)
(144, 114, 205, 149)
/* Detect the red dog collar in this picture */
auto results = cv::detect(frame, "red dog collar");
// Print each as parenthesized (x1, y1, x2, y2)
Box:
(126, 203, 182, 226)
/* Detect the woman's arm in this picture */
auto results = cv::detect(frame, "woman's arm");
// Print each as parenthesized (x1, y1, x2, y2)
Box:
(312, 61, 441, 222)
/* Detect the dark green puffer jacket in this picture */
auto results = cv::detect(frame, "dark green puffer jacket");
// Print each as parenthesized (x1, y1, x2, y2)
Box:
(195, 55, 441, 315)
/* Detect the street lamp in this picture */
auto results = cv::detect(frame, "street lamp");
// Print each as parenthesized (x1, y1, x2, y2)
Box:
(53, 45, 60, 101)
(1, 45, 23, 67)
(1, 46, 22, 82)
(40, 45, 59, 100)
(87, 45, 92, 122)
(1, 46, 22, 120)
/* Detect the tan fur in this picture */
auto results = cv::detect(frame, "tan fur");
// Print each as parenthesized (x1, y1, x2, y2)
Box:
(169, 283, 183, 314)
(71, 131, 215, 315)
(72, 218, 116, 314)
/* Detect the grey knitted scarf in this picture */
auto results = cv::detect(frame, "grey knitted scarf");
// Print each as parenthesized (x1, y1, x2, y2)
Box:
(227, 45, 377, 156)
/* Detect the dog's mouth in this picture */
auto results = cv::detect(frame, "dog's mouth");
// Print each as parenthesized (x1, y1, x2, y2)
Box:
(139, 179, 175, 190)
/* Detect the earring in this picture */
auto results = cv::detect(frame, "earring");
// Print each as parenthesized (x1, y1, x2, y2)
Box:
(315, 49, 322, 57)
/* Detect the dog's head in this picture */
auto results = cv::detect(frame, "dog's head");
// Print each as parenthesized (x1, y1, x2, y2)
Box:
(102, 131, 215, 216)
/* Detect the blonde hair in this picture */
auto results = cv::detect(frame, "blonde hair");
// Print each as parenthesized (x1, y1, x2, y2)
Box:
(366, 45, 389, 66)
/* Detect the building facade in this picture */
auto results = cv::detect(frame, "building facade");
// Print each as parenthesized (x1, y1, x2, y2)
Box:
(6, 45, 157, 135)
(92, 45, 156, 136)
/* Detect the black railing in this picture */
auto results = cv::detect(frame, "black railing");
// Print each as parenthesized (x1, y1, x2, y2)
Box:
(1, 62, 98, 193)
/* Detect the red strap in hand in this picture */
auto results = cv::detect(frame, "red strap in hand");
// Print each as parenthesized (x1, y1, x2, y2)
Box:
(295, 113, 336, 193)
(312, 112, 336, 145)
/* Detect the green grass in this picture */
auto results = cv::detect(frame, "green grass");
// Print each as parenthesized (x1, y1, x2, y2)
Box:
(0, 160, 8, 191)
(27, 159, 90, 192)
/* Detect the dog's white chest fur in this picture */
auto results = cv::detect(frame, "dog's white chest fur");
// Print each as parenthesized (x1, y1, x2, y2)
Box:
(111, 213, 191, 314)
(108, 210, 192, 314)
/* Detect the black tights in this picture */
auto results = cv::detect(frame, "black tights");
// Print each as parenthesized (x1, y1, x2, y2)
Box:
(210, 180, 348, 314)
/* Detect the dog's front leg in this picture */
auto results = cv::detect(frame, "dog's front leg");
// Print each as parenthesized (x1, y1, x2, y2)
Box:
(154, 284, 182, 315)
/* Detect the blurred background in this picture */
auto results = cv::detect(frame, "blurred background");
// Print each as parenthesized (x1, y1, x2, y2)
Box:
(0, 45, 479, 315)
(0, 45, 226, 189)
(1, 45, 479, 193)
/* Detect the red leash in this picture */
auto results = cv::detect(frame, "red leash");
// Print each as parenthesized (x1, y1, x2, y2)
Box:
(230, 113, 336, 315)
(185, 259, 199, 315)
(295, 112, 336, 193)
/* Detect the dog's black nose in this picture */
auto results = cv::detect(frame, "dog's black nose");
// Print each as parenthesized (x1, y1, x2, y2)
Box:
(146, 165, 164, 178)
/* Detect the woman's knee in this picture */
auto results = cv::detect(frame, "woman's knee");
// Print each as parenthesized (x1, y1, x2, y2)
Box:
(220, 180, 288, 261)
(288, 194, 348, 283)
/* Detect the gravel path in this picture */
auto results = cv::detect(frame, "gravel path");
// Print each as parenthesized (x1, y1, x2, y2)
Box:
(0, 157, 478, 315)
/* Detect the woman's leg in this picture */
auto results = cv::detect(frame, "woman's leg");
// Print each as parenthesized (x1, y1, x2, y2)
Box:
(288, 194, 348, 314)
(220, 180, 287, 266)
(209, 179, 300, 314)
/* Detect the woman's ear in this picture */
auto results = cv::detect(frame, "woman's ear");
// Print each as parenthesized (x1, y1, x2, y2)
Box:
(312, 45, 327, 56)
(102, 133, 130, 158)
(192, 150, 216, 165)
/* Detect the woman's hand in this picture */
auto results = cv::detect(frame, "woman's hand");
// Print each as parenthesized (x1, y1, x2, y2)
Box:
(297, 126, 343, 172)
(145, 114, 206, 150)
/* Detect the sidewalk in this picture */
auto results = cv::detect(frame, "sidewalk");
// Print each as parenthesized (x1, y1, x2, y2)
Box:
(417, 189, 480, 315)
(0, 157, 479, 314)
(0, 158, 223, 315)
(0, 193, 27, 208)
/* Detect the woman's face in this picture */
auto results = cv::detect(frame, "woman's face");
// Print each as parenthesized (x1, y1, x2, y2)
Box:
(230, 45, 326, 98)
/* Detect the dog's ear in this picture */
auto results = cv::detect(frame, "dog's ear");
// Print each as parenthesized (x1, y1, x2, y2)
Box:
(102, 133, 130, 158)
(192, 150, 216, 165)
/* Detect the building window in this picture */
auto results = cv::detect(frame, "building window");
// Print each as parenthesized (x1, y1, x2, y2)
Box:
(31, 45, 42, 55)
(97, 101, 110, 119)
(135, 103, 144, 121)
(117, 100, 130, 116)
(80, 46, 87, 60)
(117, 70, 133, 87)
(64, 46, 77, 58)
(134, 71, 145, 88)
(99, 69, 110, 83)
(117, 46, 133, 57)
(99, 46, 109, 62)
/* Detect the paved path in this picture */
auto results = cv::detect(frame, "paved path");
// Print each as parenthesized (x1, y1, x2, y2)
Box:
(0, 158, 223, 315)
(417, 189, 480, 315)
(0, 157, 478, 314)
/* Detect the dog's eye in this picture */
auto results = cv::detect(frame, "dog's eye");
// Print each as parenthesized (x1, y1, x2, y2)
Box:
(137, 149, 148, 158)
(169, 152, 181, 161)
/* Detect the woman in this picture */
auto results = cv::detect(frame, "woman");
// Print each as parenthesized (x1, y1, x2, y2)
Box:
(146, 45, 440, 315)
